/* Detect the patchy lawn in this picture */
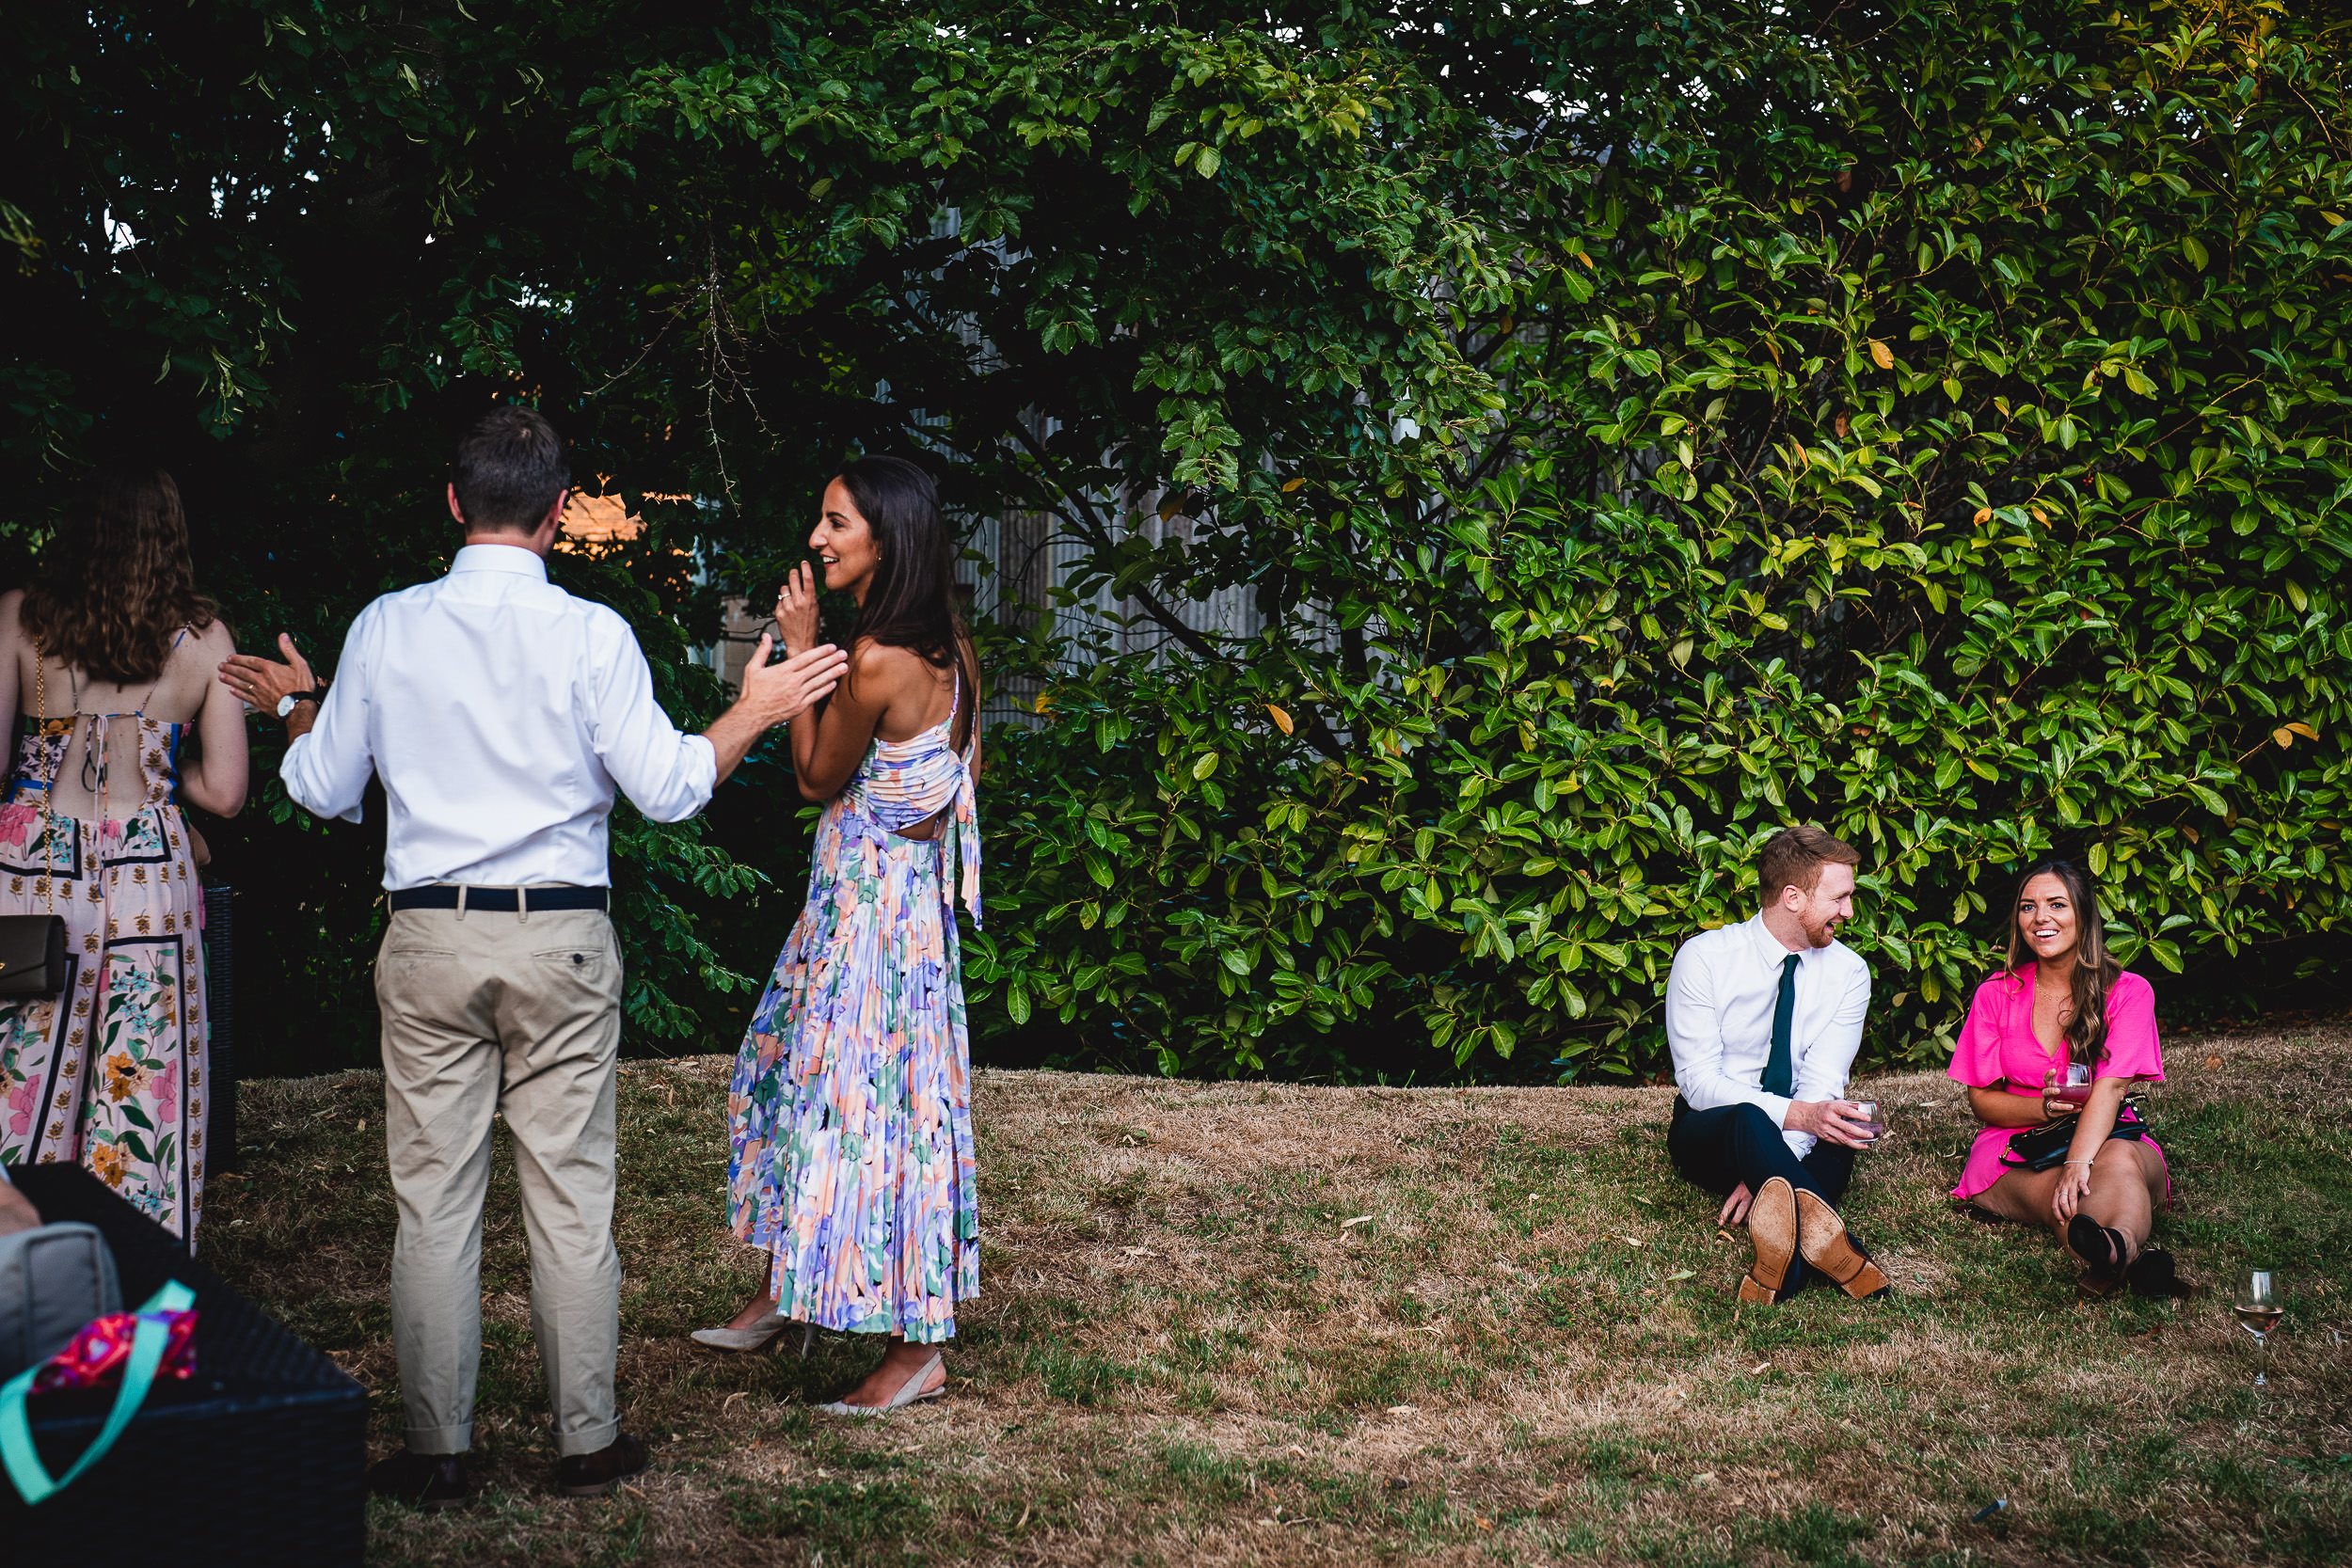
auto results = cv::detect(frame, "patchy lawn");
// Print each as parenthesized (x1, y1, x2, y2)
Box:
(202, 1023, 2352, 1566)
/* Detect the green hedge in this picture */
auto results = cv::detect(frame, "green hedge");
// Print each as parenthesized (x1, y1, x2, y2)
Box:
(8, 2, 2346, 1080)
(963, 0, 2352, 1080)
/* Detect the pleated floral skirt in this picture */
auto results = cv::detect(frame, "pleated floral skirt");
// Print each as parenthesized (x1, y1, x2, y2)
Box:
(724, 800, 978, 1342)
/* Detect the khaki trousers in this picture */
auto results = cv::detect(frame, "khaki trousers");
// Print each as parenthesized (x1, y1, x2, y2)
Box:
(373, 904, 624, 1457)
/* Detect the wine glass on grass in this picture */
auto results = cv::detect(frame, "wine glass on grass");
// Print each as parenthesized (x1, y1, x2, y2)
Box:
(2235, 1269, 2280, 1387)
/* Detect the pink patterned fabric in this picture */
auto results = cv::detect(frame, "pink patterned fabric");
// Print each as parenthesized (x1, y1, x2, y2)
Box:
(30, 1307, 197, 1395)
(1946, 965, 2168, 1200)
(0, 713, 210, 1243)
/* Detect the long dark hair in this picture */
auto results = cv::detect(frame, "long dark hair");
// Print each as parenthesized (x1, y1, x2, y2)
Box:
(2003, 859, 2121, 1068)
(834, 455, 975, 750)
(23, 466, 217, 684)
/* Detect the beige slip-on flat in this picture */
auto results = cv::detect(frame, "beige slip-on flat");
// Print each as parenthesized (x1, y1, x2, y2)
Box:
(690, 1311, 791, 1351)
(818, 1353, 946, 1418)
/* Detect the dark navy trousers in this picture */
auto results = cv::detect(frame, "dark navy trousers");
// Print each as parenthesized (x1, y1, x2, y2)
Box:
(1668, 1098, 1856, 1290)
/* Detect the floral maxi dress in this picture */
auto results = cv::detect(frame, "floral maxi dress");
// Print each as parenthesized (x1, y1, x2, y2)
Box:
(724, 686, 980, 1342)
(0, 711, 209, 1243)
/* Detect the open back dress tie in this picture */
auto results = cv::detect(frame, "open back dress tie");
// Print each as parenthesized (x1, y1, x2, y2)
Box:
(724, 676, 979, 1341)
(0, 684, 209, 1244)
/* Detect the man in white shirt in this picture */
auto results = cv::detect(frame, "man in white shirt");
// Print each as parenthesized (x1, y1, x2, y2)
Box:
(219, 407, 848, 1512)
(1663, 826, 1889, 1306)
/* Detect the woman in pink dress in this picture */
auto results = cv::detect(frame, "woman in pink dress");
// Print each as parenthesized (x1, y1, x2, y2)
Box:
(1947, 860, 2175, 1296)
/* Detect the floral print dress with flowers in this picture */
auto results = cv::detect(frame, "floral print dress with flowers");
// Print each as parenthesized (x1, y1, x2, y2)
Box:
(724, 680, 980, 1343)
(0, 708, 208, 1244)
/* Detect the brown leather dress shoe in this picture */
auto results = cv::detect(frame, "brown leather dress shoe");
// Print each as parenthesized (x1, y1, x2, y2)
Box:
(1794, 1189, 1891, 1300)
(367, 1449, 471, 1513)
(558, 1432, 651, 1497)
(1739, 1177, 1800, 1305)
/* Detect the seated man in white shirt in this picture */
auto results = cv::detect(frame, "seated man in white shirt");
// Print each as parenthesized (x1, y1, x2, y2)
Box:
(218, 407, 849, 1512)
(1664, 826, 1889, 1306)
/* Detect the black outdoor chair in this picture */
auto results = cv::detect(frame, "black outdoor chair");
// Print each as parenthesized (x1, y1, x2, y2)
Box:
(0, 1161, 364, 1564)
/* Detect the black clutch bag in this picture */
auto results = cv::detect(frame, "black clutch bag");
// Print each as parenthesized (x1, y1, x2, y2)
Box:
(0, 916, 69, 998)
(2001, 1107, 2147, 1172)
(2, 653, 73, 1000)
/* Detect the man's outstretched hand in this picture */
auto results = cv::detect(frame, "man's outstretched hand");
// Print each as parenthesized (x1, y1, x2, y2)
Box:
(739, 636, 849, 728)
(705, 637, 850, 786)
(219, 634, 320, 737)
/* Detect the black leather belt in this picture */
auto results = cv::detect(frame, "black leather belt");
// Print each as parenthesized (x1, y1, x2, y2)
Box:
(387, 886, 610, 913)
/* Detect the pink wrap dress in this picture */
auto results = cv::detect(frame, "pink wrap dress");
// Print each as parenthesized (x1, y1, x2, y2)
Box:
(1945, 964, 2169, 1201)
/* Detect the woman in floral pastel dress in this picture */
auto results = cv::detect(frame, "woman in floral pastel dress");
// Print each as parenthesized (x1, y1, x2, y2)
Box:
(0, 467, 247, 1245)
(697, 455, 979, 1414)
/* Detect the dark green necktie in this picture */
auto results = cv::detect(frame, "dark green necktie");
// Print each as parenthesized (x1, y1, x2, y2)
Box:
(1762, 953, 1800, 1097)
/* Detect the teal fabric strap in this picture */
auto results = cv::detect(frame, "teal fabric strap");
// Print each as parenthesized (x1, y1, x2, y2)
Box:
(1761, 953, 1800, 1098)
(0, 1277, 194, 1507)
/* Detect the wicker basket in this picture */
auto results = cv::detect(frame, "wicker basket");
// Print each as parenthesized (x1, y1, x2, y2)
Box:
(0, 1162, 364, 1564)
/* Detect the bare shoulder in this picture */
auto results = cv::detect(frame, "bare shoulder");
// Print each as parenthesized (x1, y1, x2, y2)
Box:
(0, 589, 23, 633)
(184, 618, 237, 660)
(849, 638, 930, 695)
(166, 619, 236, 681)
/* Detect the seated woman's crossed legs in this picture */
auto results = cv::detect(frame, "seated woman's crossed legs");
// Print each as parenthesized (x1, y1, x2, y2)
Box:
(1969, 1136, 2168, 1271)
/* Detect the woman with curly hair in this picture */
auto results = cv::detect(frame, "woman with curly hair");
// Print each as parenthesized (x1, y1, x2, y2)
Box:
(1947, 860, 2175, 1296)
(0, 467, 246, 1243)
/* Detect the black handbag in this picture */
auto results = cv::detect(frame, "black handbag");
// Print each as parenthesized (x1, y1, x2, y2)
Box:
(0, 650, 72, 999)
(0, 917, 68, 999)
(2001, 1105, 2148, 1173)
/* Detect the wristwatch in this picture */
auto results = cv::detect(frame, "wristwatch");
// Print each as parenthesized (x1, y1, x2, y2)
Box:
(276, 690, 322, 719)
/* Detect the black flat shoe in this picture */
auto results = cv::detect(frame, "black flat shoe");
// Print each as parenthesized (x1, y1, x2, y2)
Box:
(2126, 1246, 2186, 1299)
(368, 1449, 471, 1513)
(558, 1432, 650, 1497)
(2067, 1216, 2130, 1295)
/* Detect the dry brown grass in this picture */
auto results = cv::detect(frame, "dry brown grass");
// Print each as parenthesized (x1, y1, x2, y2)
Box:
(203, 1022, 2352, 1566)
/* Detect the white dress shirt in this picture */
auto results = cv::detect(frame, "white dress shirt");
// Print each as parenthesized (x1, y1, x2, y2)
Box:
(1664, 912, 1871, 1157)
(280, 544, 717, 890)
